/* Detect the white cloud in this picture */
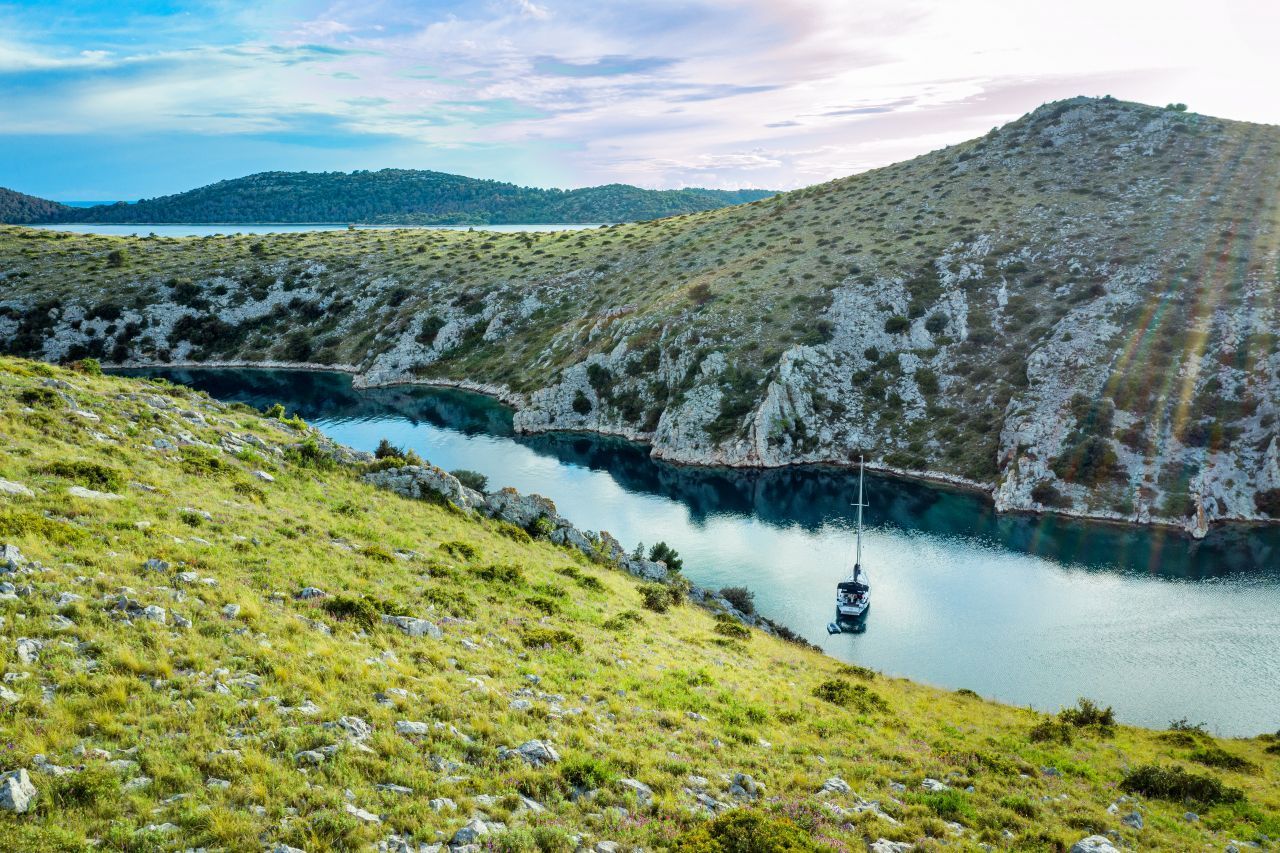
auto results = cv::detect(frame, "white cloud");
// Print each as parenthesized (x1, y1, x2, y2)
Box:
(2, 0, 1279, 190)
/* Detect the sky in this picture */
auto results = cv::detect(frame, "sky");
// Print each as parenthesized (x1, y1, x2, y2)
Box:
(1, 0, 1278, 199)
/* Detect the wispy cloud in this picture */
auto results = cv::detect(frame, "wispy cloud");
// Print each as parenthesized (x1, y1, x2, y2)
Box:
(0, 0, 1277, 197)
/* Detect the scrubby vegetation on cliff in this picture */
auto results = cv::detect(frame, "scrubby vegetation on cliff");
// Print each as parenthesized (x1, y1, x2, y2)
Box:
(0, 357, 1277, 851)
(3, 97, 1280, 536)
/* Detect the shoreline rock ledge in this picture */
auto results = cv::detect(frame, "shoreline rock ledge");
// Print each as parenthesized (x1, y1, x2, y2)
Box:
(359, 462, 783, 638)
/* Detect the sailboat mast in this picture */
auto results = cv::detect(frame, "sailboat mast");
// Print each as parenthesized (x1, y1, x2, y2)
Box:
(855, 455, 864, 569)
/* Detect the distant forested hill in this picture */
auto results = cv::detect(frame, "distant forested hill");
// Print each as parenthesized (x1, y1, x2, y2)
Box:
(0, 187, 70, 224)
(6, 169, 773, 225)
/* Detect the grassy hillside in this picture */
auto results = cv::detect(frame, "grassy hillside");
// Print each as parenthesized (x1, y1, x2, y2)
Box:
(2, 97, 1280, 535)
(0, 357, 1277, 851)
(2, 170, 773, 226)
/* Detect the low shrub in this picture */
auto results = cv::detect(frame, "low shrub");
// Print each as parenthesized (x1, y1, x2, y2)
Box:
(603, 610, 643, 630)
(675, 809, 826, 852)
(439, 540, 479, 560)
(713, 614, 750, 639)
(526, 595, 561, 616)
(1188, 746, 1257, 773)
(999, 794, 1039, 819)
(812, 678, 889, 713)
(914, 789, 976, 822)
(1058, 697, 1115, 731)
(421, 586, 475, 618)
(179, 446, 234, 478)
(451, 469, 488, 491)
(1029, 718, 1074, 744)
(836, 663, 876, 681)
(560, 756, 616, 790)
(19, 387, 60, 407)
(719, 585, 755, 615)
(639, 582, 677, 612)
(286, 438, 335, 470)
(45, 766, 121, 809)
(472, 563, 525, 585)
(321, 594, 405, 629)
(1120, 764, 1244, 805)
(520, 626, 582, 652)
(40, 459, 124, 491)
(497, 522, 532, 543)
(66, 357, 102, 375)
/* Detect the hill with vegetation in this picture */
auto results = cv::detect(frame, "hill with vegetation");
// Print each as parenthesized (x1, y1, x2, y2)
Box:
(0, 357, 1276, 852)
(2, 97, 1280, 536)
(0, 170, 773, 225)
(0, 187, 70, 224)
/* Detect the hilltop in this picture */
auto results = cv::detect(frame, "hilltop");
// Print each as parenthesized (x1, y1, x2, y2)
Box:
(3, 97, 1280, 535)
(0, 187, 70, 224)
(0, 357, 1277, 851)
(0, 170, 774, 226)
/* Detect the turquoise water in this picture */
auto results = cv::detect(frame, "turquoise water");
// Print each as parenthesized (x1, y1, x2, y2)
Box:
(122, 367, 1280, 736)
(27, 223, 610, 237)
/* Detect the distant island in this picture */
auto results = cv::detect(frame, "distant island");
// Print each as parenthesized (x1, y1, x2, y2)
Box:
(0, 169, 775, 226)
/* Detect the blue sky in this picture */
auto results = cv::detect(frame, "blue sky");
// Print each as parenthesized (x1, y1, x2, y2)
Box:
(1, 0, 1276, 199)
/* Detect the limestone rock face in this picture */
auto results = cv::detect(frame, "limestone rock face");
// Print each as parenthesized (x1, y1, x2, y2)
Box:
(361, 465, 480, 509)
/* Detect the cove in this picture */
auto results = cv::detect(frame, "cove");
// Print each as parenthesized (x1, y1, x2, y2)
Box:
(119, 367, 1280, 736)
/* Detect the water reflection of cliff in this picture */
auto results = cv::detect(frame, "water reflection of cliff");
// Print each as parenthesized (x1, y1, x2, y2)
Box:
(123, 368, 1280, 583)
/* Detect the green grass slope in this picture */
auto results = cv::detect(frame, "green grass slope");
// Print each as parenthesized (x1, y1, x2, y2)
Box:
(0, 357, 1277, 851)
(1, 96, 1279, 534)
(13, 170, 773, 226)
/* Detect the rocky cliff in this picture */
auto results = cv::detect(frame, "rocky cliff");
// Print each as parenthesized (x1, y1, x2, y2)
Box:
(3, 97, 1280, 537)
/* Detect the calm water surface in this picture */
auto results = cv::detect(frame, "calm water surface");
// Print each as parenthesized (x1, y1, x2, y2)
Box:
(30, 223, 610, 237)
(122, 368, 1280, 736)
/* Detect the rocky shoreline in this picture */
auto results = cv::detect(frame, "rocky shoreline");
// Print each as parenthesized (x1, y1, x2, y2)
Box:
(104, 358, 1257, 541)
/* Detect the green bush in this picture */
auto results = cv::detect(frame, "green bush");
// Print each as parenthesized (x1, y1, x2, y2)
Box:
(439, 540, 479, 560)
(19, 387, 60, 407)
(321, 594, 400, 629)
(719, 585, 755, 615)
(179, 446, 234, 478)
(560, 756, 616, 790)
(451, 469, 488, 491)
(421, 586, 475, 618)
(40, 459, 124, 491)
(286, 438, 335, 470)
(914, 789, 976, 822)
(1255, 489, 1280, 518)
(812, 678, 889, 713)
(1059, 697, 1115, 730)
(639, 582, 677, 613)
(1188, 746, 1256, 773)
(45, 766, 121, 808)
(1120, 764, 1244, 805)
(521, 626, 582, 652)
(67, 357, 102, 375)
(472, 563, 525, 585)
(649, 541, 683, 572)
(675, 809, 827, 852)
(106, 248, 128, 268)
(884, 315, 910, 334)
(603, 610, 643, 630)
(714, 614, 750, 639)
(836, 663, 876, 681)
(526, 595, 561, 616)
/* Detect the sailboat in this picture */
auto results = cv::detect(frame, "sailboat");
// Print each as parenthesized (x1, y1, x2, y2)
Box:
(828, 456, 871, 634)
